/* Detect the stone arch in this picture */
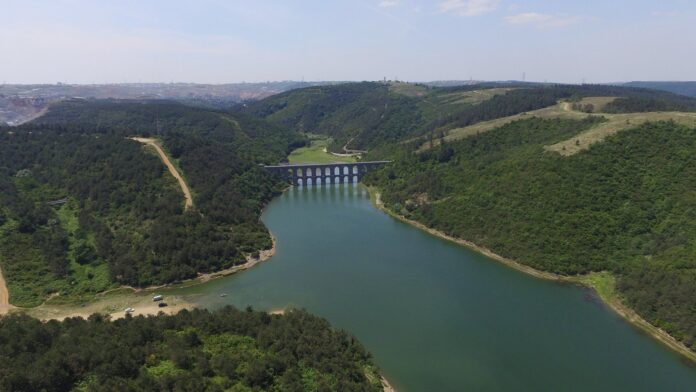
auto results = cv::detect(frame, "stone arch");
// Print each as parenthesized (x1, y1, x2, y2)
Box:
(296, 168, 303, 177)
(297, 178, 304, 186)
(352, 165, 358, 174)
(325, 167, 331, 176)
(334, 167, 340, 175)
(335, 176, 340, 184)
(307, 177, 313, 186)
(343, 175, 349, 183)
(315, 167, 321, 176)
(353, 175, 358, 183)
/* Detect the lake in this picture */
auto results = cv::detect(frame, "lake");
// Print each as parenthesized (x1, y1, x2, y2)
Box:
(172, 184, 696, 391)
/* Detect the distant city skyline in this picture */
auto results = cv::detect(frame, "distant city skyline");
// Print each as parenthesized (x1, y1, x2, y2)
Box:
(1, 0, 695, 84)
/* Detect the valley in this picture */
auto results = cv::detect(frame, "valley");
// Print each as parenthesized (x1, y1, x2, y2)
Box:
(3, 81, 696, 390)
(4, 1, 696, 389)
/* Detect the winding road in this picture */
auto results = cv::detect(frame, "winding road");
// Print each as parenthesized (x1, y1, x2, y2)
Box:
(131, 137, 193, 210)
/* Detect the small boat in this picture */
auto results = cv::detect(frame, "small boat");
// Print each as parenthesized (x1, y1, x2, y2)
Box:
(220, 293, 227, 297)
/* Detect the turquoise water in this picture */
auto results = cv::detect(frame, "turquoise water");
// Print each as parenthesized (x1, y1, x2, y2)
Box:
(172, 185, 696, 391)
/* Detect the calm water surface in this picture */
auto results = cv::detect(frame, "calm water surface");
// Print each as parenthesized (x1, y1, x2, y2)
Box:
(170, 185, 696, 391)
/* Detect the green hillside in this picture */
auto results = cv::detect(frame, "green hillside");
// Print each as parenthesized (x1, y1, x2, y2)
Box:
(366, 117, 696, 351)
(242, 82, 696, 154)
(0, 101, 305, 306)
(244, 81, 696, 353)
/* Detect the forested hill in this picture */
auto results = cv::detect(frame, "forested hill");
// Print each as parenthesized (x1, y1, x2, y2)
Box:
(37, 99, 305, 163)
(0, 100, 305, 307)
(622, 81, 696, 98)
(365, 117, 696, 352)
(239, 82, 696, 152)
(0, 307, 385, 391)
(237, 81, 696, 356)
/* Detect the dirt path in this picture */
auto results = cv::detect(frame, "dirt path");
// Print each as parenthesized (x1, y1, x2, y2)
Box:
(131, 137, 193, 210)
(0, 265, 13, 315)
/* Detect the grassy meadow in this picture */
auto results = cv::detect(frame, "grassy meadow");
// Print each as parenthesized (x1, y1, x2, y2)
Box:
(288, 136, 357, 164)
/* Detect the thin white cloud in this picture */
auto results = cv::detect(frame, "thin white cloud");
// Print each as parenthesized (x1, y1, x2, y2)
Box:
(378, 0, 400, 8)
(504, 12, 582, 28)
(438, 0, 500, 17)
(651, 10, 680, 18)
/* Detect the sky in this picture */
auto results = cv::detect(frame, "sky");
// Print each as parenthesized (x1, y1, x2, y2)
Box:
(1, 0, 695, 84)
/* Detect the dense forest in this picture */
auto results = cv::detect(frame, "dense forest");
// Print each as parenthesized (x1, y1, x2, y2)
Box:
(238, 82, 425, 151)
(365, 118, 696, 350)
(603, 96, 696, 113)
(0, 306, 384, 391)
(0, 101, 305, 306)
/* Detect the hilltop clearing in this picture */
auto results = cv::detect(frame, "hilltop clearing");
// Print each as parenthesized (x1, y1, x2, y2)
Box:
(436, 87, 515, 106)
(417, 97, 696, 153)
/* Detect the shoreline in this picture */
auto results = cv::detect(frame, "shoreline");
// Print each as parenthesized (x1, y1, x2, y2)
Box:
(16, 236, 277, 321)
(381, 376, 396, 392)
(366, 186, 696, 364)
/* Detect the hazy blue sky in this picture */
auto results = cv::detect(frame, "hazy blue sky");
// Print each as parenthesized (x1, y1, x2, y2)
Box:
(1, 0, 695, 84)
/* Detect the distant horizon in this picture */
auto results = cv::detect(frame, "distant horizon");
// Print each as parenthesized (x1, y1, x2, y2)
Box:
(1, 79, 695, 87)
(2, 1, 695, 84)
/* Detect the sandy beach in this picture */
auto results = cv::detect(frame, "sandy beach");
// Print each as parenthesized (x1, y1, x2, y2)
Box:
(381, 376, 397, 392)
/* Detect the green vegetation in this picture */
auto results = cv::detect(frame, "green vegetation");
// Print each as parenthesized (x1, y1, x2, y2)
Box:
(365, 118, 696, 351)
(576, 272, 617, 303)
(604, 95, 696, 113)
(0, 100, 306, 306)
(0, 306, 384, 391)
(288, 136, 357, 164)
(435, 87, 516, 106)
(243, 82, 691, 155)
(415, 97, 696, 154)
(243, 83, 696, 354)
(240, 82, 426, 152)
